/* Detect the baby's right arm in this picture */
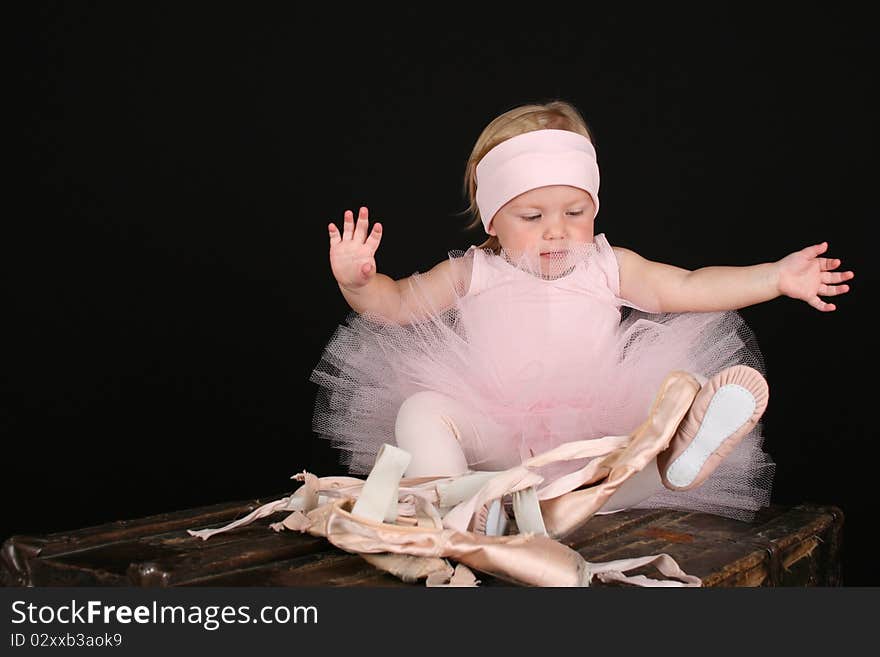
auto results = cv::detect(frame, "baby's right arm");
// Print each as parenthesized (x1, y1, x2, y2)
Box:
(328, 206, 465, 324)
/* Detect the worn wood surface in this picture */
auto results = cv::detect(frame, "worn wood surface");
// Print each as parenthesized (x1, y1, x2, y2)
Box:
(1, 494, 843, 587)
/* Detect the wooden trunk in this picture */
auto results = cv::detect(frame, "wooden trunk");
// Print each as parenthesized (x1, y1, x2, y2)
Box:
(1, 495, 843, 587)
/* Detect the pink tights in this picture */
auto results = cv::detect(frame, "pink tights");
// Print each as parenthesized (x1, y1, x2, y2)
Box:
(393, 390, 665, 513)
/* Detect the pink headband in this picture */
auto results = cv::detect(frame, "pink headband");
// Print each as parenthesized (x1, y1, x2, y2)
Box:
(475, 129, 600, 234)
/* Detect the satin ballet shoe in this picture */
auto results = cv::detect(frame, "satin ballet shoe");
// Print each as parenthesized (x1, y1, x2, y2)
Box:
(472, 498, 510, 536)
(657, 365, 769, 492)
(472, 489, 547, 537)
(538, 370, 701, 538)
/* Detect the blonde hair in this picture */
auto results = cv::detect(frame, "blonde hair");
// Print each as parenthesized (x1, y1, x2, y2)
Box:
(459, 100, 595, 253)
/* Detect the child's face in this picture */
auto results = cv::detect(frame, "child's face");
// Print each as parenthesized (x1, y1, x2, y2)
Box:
(489, 185, 596, 257)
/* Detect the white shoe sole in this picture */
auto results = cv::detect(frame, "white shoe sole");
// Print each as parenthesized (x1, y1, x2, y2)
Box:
(664, 384, 756, 488)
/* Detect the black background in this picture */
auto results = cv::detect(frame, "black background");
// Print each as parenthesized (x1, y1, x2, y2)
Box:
(7, 5, 876, 583)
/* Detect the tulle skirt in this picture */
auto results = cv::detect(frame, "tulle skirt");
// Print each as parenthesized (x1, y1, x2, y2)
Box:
(310, 246, 775, 521)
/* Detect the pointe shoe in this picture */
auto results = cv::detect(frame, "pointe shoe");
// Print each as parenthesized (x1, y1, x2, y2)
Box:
(657, 365, 769, 491)
(472, 498, 510, 536)
(539, 370, 701, 538)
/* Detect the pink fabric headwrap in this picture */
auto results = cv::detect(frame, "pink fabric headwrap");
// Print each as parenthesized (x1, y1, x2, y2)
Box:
(475, 129, 600, 234)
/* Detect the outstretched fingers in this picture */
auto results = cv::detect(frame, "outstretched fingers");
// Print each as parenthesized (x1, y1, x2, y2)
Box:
(328, 221, 341, 246)
(343, 209, 356, 240)
(808, 296, 836, 312)
(786, 242, 852, 312)
(353, 206, 370, 242)
(328, 209, 357, 246)
(329, 211, 351, 243)
(365, 221, 383, 253)
(820, 257, 840, 271)
(329, 207, 375, 247)
(804, 241, 829, 258)
(343, 207, 383, 254)
(819, 256, 854, 299)
(821, 269, 854, 285)
(819, 283, 850, 296)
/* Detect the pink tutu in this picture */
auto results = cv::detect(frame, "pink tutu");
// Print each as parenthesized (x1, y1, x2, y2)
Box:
(310, 234, 774, 521)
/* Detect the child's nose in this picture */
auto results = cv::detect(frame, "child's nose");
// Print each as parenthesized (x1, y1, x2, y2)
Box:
(542, 214, 567, 238)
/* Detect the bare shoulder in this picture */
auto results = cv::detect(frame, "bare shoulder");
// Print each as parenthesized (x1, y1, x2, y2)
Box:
(611, 245, 632, 261)
(395, 251, 474, 322)
(608, 245, 692, 313)
(611, 245, 647, 274)
(415, 251, 472, 290)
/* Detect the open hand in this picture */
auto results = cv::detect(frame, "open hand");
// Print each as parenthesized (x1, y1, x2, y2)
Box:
(776, 242, 854, 312)
(328, 206, 383, 291)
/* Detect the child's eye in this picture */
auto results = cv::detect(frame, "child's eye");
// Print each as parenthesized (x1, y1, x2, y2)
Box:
(520, 210, 583, 221)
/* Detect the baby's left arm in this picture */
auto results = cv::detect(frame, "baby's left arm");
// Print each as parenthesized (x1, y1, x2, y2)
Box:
(613, 242, 854, 313)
